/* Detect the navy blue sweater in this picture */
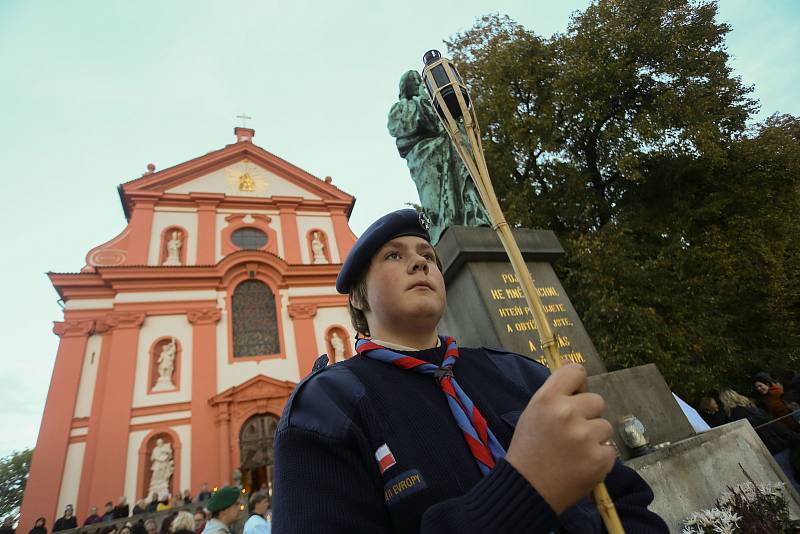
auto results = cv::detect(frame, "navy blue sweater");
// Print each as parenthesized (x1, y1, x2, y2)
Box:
(273, 343, 668, 533)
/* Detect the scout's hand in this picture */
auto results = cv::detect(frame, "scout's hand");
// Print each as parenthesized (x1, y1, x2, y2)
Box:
(504, 363, 615, 514)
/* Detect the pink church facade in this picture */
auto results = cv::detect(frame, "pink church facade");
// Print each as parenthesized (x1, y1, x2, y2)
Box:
(19, 127, 358, 529)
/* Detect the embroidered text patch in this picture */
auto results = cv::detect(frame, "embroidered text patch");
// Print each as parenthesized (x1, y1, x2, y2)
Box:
(383, 469, 427, 506)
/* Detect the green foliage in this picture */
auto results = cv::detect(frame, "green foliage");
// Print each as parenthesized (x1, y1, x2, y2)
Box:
(0, 448, 33, 522)
(446, 1, 800, 400)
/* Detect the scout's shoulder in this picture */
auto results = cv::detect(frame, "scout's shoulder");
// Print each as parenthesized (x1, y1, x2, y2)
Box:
(470, 345, 551, 390)
(277, 359, 366, 439)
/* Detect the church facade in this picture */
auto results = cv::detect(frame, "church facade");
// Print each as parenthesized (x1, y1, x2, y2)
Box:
(19, 127, 358, 529)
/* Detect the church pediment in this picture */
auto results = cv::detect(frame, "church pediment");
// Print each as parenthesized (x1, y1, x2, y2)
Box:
(209, 374, 297, 406)
(165, 159, 316, 198)
(119, 130, 352, 218)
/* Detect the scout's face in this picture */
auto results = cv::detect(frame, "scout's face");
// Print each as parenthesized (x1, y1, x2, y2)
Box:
(361, 236, 445, 335)
(754, 381, 770, 395)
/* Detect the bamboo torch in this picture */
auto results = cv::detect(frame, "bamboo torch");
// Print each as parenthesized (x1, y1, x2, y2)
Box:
(421, 49, 625, 534)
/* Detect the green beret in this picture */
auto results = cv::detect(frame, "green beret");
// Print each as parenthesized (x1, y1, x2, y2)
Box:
(206, 486, 241, 512)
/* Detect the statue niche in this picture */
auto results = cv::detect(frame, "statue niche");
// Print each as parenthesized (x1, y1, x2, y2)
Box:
(325, 326, 350, 362)
(307, 229, 330, 264)
(150, 337, 180, 392)
(161, 227, 187, 266)
(145, 434, 175, 498)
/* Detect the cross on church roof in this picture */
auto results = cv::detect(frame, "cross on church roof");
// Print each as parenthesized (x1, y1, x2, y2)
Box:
(236, 113, 252, 128)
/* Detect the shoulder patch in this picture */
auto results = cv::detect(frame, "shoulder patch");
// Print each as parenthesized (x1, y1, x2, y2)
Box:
(278, 361, 366, 440)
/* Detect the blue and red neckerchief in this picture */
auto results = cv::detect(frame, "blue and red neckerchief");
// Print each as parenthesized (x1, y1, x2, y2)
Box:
(355, 335, 506, 476)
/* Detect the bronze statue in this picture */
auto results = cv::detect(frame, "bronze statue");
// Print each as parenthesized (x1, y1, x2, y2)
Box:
(388, 70, 489, 243)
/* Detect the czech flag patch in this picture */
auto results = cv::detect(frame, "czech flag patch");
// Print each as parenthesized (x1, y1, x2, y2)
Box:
(375, 443, 396, 475)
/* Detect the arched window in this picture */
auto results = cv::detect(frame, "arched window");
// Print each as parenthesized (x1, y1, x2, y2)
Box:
(232, 280, 280, 357)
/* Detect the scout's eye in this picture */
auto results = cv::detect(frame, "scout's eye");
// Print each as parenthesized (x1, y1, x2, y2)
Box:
(385, 251, 401, 260)
(423, 252, 435, 261)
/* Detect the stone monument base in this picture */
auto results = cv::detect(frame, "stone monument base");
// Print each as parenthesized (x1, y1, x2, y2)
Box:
(626, 420, 800, 533)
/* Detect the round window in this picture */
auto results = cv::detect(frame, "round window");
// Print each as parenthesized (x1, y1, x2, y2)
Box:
(231, 227, 268, 250)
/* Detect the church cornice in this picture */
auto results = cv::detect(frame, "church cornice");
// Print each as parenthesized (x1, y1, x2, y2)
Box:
(49, 251, 343, 300)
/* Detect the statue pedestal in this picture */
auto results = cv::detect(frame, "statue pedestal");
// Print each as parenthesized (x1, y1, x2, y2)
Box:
(436, 226, 797, 531)
(152, 378, 175, 392)
(436, 225, 605, 375)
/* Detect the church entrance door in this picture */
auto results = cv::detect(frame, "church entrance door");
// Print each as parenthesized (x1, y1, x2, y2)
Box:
(239, 413, 279, 499)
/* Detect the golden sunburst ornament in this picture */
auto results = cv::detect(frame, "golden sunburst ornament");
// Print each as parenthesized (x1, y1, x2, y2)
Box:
(225, 159, 268, 195)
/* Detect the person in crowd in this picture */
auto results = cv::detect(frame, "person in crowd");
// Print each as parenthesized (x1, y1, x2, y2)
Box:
(118, 525, 132, 534)
(171, 494, 184, 508)
(243, 492, 270, 534)
(196, 485, 211, 503)
(159, 513, 177, 534)
(169, 512, 194, 534)
(753, 372, 800, 432)
(130, 519, 146, 534)
(28, 518, 46, 534)
(131, 500, 146, 516)
(143, 519, 156, 534)
(182, 490, 193, 505)
(53, 505, 78, 532)
(697, 396, 729, 428)
(272, 209, 668, 533)
(156, 493, 171, 512)
(775, 369, 800, 405)
(201, 487, 241, 534)
(145, 494, 158, 514)
(719, 388, 800, 492)
(101, 503, 114, 522)
(0, 517, 15, 534)
(84, 506, 103, 526)
(113, 497, 129, 519)
(192, 510, 206, 534)
(98, 525, 117, 534)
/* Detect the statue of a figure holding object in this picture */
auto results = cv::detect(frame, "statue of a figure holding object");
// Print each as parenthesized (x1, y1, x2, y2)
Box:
(388, 70, 489, 243)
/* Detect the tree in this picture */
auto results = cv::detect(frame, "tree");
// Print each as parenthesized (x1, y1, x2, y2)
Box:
(445, 1, 800, 399)
(0, 448, 32, 522)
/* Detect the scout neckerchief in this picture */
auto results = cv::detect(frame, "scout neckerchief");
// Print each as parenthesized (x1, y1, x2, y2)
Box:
(356, 335, 505, 476)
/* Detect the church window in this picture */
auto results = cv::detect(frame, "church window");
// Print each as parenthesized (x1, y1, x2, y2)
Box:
(232, 280, 280, 357)
(231, 227, 268, 250)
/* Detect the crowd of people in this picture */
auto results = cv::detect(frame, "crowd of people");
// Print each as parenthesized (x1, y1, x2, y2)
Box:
(694, 370, 800, 491)
(5, 484, 271, 534)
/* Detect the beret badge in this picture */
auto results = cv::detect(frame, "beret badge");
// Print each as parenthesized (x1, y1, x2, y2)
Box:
(418, 211, 431, 231)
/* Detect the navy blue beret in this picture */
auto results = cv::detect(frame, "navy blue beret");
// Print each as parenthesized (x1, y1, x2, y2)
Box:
(336, 209, 431, 294)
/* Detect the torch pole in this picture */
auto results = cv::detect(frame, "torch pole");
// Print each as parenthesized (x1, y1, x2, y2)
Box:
(423, 58, 625, 534)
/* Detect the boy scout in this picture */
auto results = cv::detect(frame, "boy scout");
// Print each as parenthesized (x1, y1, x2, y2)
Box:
(273, 209, 667, 533)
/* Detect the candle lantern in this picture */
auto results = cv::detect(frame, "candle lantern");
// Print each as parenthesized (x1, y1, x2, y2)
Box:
(620, 414, 652, 457)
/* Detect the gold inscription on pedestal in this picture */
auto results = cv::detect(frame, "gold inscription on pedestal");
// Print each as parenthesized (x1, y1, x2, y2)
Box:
(489, 271, 585, 367)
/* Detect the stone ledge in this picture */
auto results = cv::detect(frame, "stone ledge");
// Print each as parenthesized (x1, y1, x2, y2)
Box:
(625, 419, 800, 533)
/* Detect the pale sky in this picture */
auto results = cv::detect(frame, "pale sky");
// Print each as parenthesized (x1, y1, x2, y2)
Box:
(0, 0, 797, 457)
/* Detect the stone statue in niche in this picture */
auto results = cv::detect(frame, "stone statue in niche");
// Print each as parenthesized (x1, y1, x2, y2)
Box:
(311, 231, 328, 264)
(163, 231, 183, 266)
(148, 438, 174, 497)
(330, 331, 345, 361)
(152, 338, 177, 391)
